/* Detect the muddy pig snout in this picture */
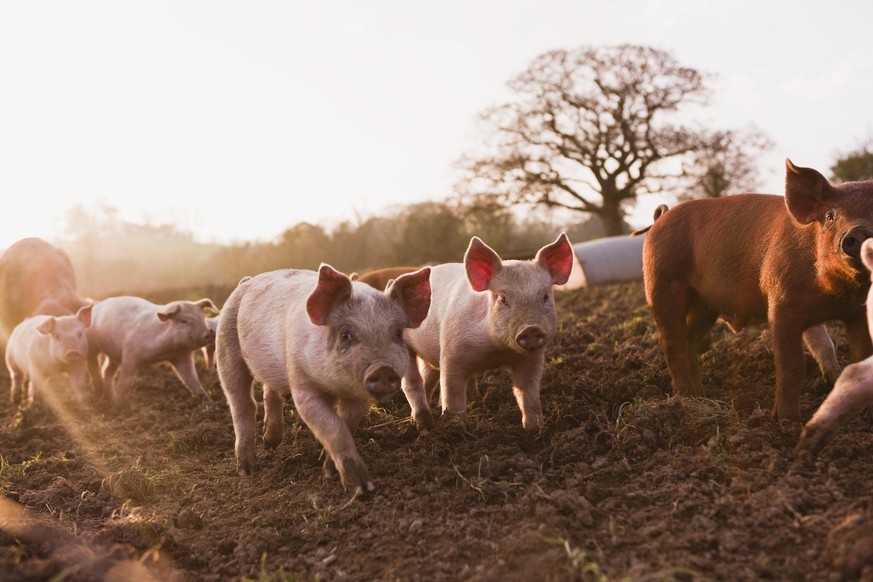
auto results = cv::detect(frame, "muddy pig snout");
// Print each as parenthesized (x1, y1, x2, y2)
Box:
(364, 364, 401, 397)
(839, 227, 873, 258)
(516, 325, 547, 352)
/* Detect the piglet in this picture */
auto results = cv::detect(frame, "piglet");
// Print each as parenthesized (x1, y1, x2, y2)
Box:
(796, 238, 873, 458)
(6, 303, 93, 404)
(217, 264, 431, 495)
(200, 314, 220, 369)
(401, 233, 573, 431)
(86, 296, 218, 404)
(641, 159, 873, 421)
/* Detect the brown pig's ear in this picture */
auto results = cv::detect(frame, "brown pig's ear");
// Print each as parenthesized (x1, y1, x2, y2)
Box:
(77, 303, 93, 327)
(465, 237, 502, 292)
(861, 239, 873, 272)
(36, 317, 57, 335)
(157, 303, 181, 322)
(386, 267, 431, 328)
(307, 264, 353, 326)
(785, 159, 836, 225)
(536, 232, 574, 286)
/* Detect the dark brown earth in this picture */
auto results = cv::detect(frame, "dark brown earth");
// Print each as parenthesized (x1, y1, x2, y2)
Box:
(2, 281, 873, 581)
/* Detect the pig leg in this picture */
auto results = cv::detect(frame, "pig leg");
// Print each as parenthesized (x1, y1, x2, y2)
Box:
(68, 365, 91, 403)
(168, 353, 208, 398)
(797, 358, 873, 458)
(512, 354, 545, 430)
(323, 397, 370, 481)
(649, 283, 701, 396)
(770, 316, 806, 421)
(803, 325, 840, 386)
(102, 359, 120, 397)
(219, 361, 258, 475)
(466, 376, 480, 402)
(686, 301, 718, 392)
(401, 353, 435, 431)
(262, 384, 285, 450)
(9, 368, 24, 404)
(112, 360, 139, 406)
(844, 316, 873, 363)
(291, 387, 374, 494)
(421, 360, 440, 405)
(438, 358, 469, 416)
(87, 353, 106, 399)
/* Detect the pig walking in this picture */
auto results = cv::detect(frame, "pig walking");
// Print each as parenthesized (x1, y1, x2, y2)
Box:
(401, 233, 573, 431)
(6, 304, 93, 404)
(642, 160, 873, 421)
(217, 264, 431, 494)
(797, 239, 873, 457)
(86, 296, 218, 404)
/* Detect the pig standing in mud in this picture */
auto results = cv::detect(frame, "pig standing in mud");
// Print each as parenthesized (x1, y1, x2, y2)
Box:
(401, 233, 573, 431)
(797, 238, 873, 457)
(6, 304, 94, 404)
(0, 238, 89, 350)
(640, 159, 873, 421)
(217, 264, 431, 495)
(86, 296, 218, 404)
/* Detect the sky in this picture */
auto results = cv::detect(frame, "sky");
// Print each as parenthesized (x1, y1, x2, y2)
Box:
(1, 0, 872, 250)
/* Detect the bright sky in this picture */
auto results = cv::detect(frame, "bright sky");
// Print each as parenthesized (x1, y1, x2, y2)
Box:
(1, 0, 872, 250)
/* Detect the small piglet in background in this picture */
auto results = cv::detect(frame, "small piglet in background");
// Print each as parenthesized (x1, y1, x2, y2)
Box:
(87, 296, 218, 404)
(797, 238, 873, 458)
(201, 315, 220, 369)
(351, 266, 422, 291)
(641, 159, 873, 421)
(402, 233, 573, 431)
(217, 264, 431, 495)
(6, 303, 93, 404)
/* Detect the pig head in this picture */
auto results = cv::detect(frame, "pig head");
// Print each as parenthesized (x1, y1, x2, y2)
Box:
(643, 159, 873, 421)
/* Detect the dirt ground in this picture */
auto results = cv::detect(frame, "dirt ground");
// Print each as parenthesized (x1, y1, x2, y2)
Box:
(2, 280, 873, 581)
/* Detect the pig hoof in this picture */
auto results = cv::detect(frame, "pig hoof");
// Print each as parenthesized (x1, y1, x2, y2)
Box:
(414, 410, 435, 433)
(323, 458, 338, 480)
(237, 462, 256, 477)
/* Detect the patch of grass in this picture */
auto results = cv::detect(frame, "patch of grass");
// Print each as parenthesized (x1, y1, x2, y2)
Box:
(241, 552, 310, 582)
(451, 455, 522, 502)
(544, 536, 616, 582)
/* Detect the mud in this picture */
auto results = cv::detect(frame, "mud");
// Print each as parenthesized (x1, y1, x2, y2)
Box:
(1, 281, 872, 581)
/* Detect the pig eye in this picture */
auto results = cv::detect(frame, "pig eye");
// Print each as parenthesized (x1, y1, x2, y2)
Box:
(340, 330, 354, 343)
(826, 210, 836, 223)
(542, 293, 550, 303)
(394, 328, 404, 342)
(497, 294, 509, 306)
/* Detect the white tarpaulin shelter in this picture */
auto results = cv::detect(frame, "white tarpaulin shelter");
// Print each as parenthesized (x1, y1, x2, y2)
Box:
(565, 234, 646, 289)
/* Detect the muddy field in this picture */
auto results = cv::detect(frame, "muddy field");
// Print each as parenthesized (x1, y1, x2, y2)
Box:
(2, 280, 873, 581)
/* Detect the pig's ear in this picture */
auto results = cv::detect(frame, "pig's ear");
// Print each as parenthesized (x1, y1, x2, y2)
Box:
(785, 159, 837, 225)
(157, 304, 181, 322)
(36, 318, 57, 335)
(307, 264, 353, 326)
(386, 267, 431, 328)
(196, 298, 219, 313)
(861, 239, 873, 272)
(536, 232, 574, 285)
(349, 272, 360, 281)
(465, 237, 502, 292)
(77, 303, 93, 327)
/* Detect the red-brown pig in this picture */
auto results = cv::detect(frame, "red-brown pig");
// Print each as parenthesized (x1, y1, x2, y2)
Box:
(6, 304, 93, 404)
(0, 238, 89, 350)
(797, 238, 873, 457)
(401, 233, 573, 431)
(351, 266, 422, 291)
(86, 296, 218, 404)
(641, 159, 873, 421)
(217, 264, 431, 495)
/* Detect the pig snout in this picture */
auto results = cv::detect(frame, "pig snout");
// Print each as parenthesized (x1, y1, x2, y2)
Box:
(64, 350, 83, 363)
(364, 364, 401, 397)
(839, 227, 873, 258)
(516, 325, 547, 352)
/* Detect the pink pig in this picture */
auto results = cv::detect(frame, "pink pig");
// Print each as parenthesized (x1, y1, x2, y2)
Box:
(217, 264, 431, 495)
(401, 233, 574, 431)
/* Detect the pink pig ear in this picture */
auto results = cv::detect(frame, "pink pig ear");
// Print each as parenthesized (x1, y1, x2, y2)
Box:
(307, 264, 353, 326)
(861, 239, 873, 272)
(77, 303, 93, 327)
(465, 237, 503, 292)
(784, 159, 836, 225)
(386, 267, 431, 328)
(196, 298, 219, 313)
(536, 233, 574, 285)
(36, 317, 57, 335)
(157, 303, 181, 322)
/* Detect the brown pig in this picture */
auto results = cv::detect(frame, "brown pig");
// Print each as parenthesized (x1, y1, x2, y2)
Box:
(0, 238, 89, 350)
(217, 264, 431, 494)
(641, 159, 873, 420)
(352, 266, 422, 291)
(401, 233, 573, 431)
(6, 304, 94, 404)
(796, 238, 873, 457)
(86, 296, 219, 404)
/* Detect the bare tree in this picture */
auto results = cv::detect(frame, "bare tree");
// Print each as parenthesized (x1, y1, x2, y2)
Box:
(680, 128, 773, 199)
(456, 44, 753, 236)
(831, 137, 873, 183)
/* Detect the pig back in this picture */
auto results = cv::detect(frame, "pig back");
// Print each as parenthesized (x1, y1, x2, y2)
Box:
(0, 238, 87, 345)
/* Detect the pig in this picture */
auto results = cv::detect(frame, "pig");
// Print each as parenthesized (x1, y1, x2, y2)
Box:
(796, 238, 873, 458)
(6, 303, 94, 404)
(86, 296, 218, 404)
(0, 238, 89, 351)
(217, 264, 431, 494)
(200, 315, 220, 369)
(400, 233, 574, 431)
(352, 266, 422, 291)
(640, 159, 873, 421)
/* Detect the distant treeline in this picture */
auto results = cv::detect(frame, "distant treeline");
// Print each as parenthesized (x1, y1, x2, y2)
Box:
(53, 200, 610, 304)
